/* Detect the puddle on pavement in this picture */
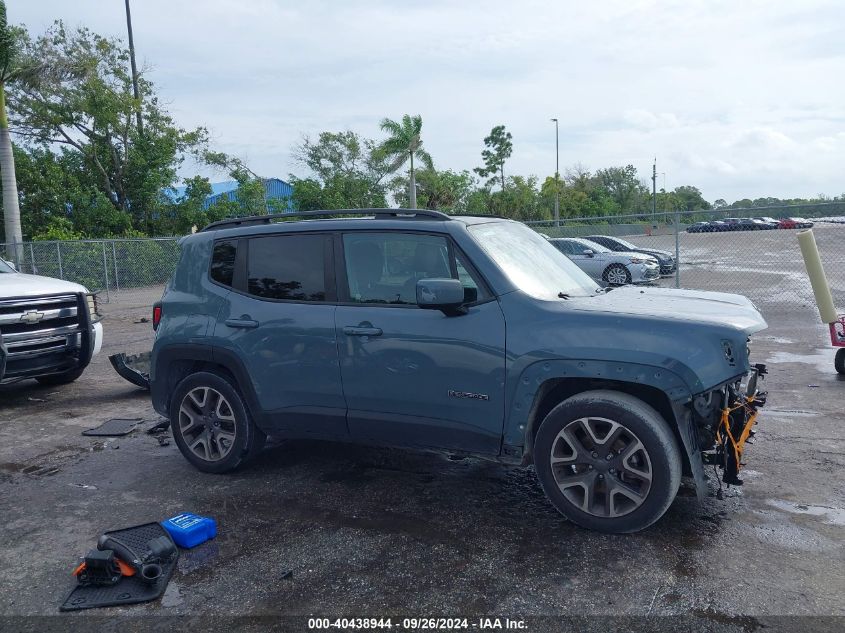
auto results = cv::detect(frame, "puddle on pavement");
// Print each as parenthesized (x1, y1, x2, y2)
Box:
(766, 499, 845, 526)
(762, 409, 820, 418)
(765, 349, 836, 374)
(760, 335, 794, 345)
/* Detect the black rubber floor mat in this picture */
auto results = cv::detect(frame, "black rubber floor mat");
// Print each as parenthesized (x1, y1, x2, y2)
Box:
(60, 523, 178, 611)
(81, 418, 143, 437)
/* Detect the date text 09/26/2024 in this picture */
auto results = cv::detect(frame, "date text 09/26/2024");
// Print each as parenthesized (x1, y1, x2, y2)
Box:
(307, 618, 527, 630)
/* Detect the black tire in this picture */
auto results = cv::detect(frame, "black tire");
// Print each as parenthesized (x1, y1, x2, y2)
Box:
(169, 370, 266, 473)
(602, 263, 632, 286)
(835, 348, 845, 375)
(534, 390, 682, 533)
(36, 366, 86, 385)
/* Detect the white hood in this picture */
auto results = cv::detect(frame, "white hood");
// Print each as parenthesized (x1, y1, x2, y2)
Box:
(0, 272, 89, 298)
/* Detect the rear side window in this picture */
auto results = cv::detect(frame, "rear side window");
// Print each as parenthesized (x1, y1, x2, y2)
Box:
(247, 234, 327, 301)
(210, 240, 237, 287)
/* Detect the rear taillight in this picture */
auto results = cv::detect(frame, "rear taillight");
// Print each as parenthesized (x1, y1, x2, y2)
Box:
(152, 304, 162, 330)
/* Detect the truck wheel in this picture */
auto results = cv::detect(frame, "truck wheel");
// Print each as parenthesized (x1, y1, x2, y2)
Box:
(835, 348, 845, 375)
(534, 390, 681, 533)
(603, 264, 631, 286)
(169, 371, 266, 474)
(36, 366, 86, 386)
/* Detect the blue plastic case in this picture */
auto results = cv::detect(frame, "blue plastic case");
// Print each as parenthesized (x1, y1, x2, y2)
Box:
(161, 513, 217, 548)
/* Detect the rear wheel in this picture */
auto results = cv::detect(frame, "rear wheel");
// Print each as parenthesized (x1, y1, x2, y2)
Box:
(169, 371, 266, 473)
(534, 390, 682, 533)
(835, 348, 845, 375)
(603, 263, 632, 286)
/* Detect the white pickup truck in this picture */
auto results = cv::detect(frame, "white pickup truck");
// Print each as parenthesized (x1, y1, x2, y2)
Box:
(0, 258, 103, 385)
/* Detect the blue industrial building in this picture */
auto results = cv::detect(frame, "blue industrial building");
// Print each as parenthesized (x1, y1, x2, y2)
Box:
(165, 178, 294, 211)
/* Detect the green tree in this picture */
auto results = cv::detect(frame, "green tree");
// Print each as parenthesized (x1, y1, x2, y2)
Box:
(389, 168, 474, 213)
(378, 114, 433, 209)
(673, 185, 711, 213)
(594, 164, 648, 214)
(292, 130, 389, 210)
(474, 124, 513, 190)
(14, 144, 132, 237)
(9, 22, 209, 235)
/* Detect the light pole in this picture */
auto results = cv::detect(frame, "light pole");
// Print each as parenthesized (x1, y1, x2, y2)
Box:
(124, 0, 143, 136)
(551, 118, 559, 226)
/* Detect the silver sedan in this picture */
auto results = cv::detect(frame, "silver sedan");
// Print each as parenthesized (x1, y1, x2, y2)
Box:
(549, 238, 660, 285)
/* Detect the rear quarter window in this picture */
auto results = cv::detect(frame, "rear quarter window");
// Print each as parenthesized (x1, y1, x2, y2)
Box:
(210, 240, 237, 287)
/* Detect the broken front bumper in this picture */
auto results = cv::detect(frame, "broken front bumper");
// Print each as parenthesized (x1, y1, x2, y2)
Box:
(705, 363, 768, 487)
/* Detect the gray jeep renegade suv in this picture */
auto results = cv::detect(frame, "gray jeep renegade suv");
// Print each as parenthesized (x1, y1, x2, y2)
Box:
(150, 209, 768, 533)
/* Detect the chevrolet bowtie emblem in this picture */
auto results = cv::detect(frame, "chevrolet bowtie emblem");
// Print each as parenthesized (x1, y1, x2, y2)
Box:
(20, 310, 45, 324)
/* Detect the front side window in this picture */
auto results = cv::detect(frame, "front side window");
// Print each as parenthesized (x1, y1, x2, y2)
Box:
(343, 232, 486, 305)
(247, 234, 326, 301)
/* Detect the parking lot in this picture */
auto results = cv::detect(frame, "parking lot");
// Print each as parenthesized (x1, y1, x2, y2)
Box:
(1, 227, 843, 630)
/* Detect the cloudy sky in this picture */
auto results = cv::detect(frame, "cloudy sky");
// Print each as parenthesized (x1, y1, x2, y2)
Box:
(11, 0, 845, 202)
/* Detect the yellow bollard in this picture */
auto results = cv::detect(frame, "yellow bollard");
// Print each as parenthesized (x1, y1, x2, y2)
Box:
(797, 229, 838, 324)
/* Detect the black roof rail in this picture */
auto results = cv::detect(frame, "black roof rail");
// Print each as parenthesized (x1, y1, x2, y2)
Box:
(200, 208, 451, 232)
(452, 213, 508, 219)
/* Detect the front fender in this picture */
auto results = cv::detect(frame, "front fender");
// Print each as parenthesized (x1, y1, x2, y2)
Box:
(504, 359, 708, 501)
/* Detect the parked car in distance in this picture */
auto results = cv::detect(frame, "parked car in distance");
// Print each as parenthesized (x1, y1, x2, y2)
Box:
(753, 216, 779, 229)
(778, 218, 797, 229)
(708, 220, 729, 232)
(791, 217, 814, 228)
(0, 258, 103, 385)
(737, 218, 772, 230)
(583, 235, 676, 276)
(722, 218, 743, 230)
(151, 209, 769, 533)
(686, 221, 710, 233)
(548, 238, 660, 285)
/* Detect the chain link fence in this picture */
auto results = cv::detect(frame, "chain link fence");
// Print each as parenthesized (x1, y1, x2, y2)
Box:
(2, 203, 843, 317)
(527, 203, 845, 311)
(1, 238, 181, 309)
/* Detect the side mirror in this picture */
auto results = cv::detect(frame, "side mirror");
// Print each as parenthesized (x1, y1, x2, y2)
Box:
(416, 278, 467, 316)
(583, 249, 595, 257)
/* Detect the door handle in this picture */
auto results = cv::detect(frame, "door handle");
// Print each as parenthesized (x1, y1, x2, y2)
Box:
(225, 318, 259, 329)
(343, 326, 383, 337)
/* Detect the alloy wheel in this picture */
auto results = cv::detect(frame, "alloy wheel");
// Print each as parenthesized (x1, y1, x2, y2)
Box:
(606, 266, 629, 285)
(549, 416, 652, 518)
(178, 386, 237, 462)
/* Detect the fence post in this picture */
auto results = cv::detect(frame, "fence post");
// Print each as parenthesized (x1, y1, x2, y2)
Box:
(101, 241, 111, 302)
(112, 241, 120, 292)
(674, 209, 681, 289)
(29, 242, 35, 275)
(56, 242, 64, 279)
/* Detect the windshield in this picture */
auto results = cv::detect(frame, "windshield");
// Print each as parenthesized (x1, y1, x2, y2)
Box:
(577, 239, 610, 253)
(0, 259, 14, 273)
(468, 221, 599, 299)
(611, 237, 638, 250)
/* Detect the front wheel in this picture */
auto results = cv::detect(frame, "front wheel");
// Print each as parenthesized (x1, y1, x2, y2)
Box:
(169, 371, 266, 473)
(603, 263, 632, 286)
(836, 348, 845, 375)
(534, 390, 682, 533)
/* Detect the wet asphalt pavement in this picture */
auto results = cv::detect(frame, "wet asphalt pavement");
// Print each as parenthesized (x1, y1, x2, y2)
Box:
(1, 232, 844, 632)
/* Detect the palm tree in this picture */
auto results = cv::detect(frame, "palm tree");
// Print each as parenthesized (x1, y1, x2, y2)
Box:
(379, 114, 433, 209)
(0, 1, 22, 263)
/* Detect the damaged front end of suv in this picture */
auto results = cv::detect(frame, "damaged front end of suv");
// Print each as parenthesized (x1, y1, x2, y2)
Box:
(690, 359, 767, 494)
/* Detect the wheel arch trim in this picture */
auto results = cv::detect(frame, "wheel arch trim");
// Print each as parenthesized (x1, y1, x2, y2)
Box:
(505, 359, 706, 500)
